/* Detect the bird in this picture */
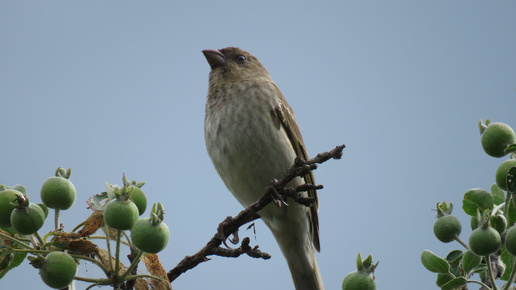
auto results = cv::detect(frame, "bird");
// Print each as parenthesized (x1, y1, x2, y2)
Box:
(203, 47, 324, 290)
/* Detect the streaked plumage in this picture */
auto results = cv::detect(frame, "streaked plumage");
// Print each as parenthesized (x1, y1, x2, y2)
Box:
(203, 47, 323, 290)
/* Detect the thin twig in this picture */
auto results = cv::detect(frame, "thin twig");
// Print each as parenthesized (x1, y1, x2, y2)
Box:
(167, 144, 345, 282)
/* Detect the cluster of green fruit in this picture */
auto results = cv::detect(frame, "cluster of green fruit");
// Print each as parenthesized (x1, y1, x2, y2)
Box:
(0, 169, 170, 289)
(0, 170, 77, 288)
(424, 121, 516, 289)
(433, 122, 515, 255)
(103, 184, 170, 254)
(0, 174, 75, 234)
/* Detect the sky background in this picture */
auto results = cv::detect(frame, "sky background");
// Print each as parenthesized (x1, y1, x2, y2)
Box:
(1, 1, 515, 289)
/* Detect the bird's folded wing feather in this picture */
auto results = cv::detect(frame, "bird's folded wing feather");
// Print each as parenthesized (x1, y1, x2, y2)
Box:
(269, 82, 321, 252)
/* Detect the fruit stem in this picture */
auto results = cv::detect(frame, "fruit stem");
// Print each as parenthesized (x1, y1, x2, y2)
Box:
(67, 253, 111, 278)
(104, 224, 114, 273)
(485, 255, 499, 290)
(114, 230, 122, 285)
(75, 274, 167, 288)
(29, 234, 39, 248)
(122, 231, 132, 248)
(54, 208, 60, 231)
(34, 232, 45, 245)
(118, 250, 143, 282)
(501, 259, 516, 290)
(72, 276, 114, 287)
(87, 235, 131, 247)
(0, 231, 34, 250)
(454, 235, 469, 250)
(467, 279, 493, 289)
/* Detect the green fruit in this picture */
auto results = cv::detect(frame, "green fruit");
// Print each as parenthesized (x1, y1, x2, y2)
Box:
(469, 226, 501, 256)
(342, 270, 376, 290)
(481, 122, 515, 158)
(495, 159, 516, 191)
(130, 186, 147, 216)
(433, 215, 461, 243)
(131, 217, 170, 253)
(505, 226, 516, 256)
(103, 199, 139, 230)
(39, 251, 77, 289)
(11, 203, 45, 235)
(40, 176, 76, 210)
(490, 214, 507, 234)
(0, 189, 23, 227)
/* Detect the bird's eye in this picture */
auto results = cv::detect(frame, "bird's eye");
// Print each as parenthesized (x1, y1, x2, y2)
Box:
(237, 55, 246, 62)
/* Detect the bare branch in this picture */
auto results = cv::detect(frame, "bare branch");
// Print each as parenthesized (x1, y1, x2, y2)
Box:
(167, 144, 345, 283)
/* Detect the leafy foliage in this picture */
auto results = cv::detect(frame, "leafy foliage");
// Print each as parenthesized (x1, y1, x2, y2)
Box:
(422, 120, 516, 290)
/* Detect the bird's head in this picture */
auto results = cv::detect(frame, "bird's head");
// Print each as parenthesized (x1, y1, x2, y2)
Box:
(202, 47, 271, 83)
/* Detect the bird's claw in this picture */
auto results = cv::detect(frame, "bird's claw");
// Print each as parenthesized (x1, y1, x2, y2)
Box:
(268, 179, 288, 207)
(217, 216, 241, 248)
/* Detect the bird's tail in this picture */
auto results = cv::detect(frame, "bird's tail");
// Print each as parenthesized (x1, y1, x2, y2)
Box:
(266, 212, 324, 290)
(285, 242, 324, 290)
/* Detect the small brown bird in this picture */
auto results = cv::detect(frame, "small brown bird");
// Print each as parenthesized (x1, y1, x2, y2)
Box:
(203, 47, 324, 290)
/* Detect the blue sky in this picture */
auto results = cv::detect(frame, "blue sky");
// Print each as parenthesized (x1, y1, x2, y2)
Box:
(1, 1, 515, 289)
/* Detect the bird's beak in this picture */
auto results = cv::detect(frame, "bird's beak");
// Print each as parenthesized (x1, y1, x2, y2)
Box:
(202, 49, 226, 69)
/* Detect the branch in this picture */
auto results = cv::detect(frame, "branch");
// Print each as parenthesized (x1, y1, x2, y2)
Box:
(166, 144, 345, 282)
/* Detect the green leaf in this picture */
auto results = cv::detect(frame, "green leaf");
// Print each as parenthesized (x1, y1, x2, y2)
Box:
(471, 265, 487, 273)
(86, 191, 109, 211)
(421, 250, 450, 274)
(436, 273, 454, 287)
(12, 185, 27, 195)
(36, 203, 49, 219)
(508, 200, 516, 227)
(441, 277, 467, 290)
(462, 189, 493, 216)
(355, 253, 363, 269)
(0, 251, 27, 279)
(446, 250, 463, 276)
(507, 167, 516, 194)
(479, 119, 487, 134)
(446, 250, 462, 263)
(501, 245, 515, 281)
(0, 228, 30, 277)
(437, 201, 454, 215)
(462, 250, 481, 273)
(491, 183, 505, 205)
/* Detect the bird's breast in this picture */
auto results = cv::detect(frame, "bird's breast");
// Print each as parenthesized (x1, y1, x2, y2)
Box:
(204, 81, 297, 207)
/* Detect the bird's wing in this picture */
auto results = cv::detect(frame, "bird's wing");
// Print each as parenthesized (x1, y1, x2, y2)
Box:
(269, 82, 321, 252)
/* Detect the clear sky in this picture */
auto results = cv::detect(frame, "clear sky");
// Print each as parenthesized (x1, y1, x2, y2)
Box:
(1, 1, 515, 289)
